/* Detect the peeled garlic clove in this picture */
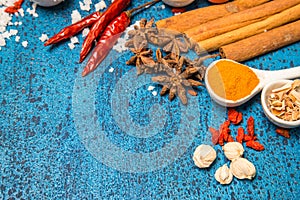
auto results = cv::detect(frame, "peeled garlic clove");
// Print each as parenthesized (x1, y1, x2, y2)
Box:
(193, 144, 217, 168)
(222, 142, 244, 161)
(230, 158, 256, 180)
(214, 164, 233, 185)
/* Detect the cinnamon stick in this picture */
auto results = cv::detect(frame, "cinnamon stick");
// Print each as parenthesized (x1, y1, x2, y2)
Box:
(219, 20, 300, 62)
(196, 4, 300, 53)
(156, 0, 271, 33)
(185, 0, 300, 42)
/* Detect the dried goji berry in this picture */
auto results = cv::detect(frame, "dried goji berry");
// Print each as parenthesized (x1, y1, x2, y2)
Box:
(228, 108, 242, 125)
(171, 7, 187, 13)
(246, 140, 265, 151)
(227, 135, 235, 142)
(218, 132, 224, 146)
(209, 127, 220, 145)
(236, 127, 245, 143)
(275, 128, 290, 138)
(220, 120, 231, 142)
(247, 116, 255, 137)
(243, 134, 257, 142)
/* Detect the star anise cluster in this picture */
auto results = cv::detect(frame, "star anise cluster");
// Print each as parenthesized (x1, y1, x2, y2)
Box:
(125, 18, 218, 105)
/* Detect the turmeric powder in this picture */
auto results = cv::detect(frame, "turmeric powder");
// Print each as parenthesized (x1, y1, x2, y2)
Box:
(207, 60, 259, 101)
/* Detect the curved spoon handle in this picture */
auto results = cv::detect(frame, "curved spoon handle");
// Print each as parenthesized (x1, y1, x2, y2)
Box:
(252, 66, 300, 87)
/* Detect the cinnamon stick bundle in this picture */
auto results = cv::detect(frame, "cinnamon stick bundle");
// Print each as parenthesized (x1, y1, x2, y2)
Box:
(156, 0, 271, 33)
(219, 20, 300, 62)
(185, 0, 300, 42)
(196, 4, 300, 53)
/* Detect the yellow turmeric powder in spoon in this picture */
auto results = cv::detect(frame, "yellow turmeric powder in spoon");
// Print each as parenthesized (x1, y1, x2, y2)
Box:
(207, 60, 259, 101)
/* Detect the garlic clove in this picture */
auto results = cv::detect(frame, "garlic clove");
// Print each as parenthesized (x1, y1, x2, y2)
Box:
(193, 144, 217, 168)
(214, 164, 233, 185)
(230, 157, 256, 180)
(222, 142, 244, 161)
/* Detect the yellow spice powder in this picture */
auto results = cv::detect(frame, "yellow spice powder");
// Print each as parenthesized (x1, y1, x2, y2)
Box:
(207, 60, 259, 101)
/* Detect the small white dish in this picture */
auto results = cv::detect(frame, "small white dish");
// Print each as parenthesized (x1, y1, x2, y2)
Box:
(261, 80, 300, 128)
(162, 0, 195, 7)
(32, 0, 64, 7)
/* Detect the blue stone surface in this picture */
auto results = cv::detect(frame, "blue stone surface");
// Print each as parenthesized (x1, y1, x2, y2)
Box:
(0, 0, 299, 199)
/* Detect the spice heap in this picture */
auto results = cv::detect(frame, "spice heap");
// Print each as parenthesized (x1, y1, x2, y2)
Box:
(206, 60, 259, 101)
(156, 0, 300, 62)
(267, 79, 300, 122)
(125, 19, 218, 105)
(209, 108, 265, 151)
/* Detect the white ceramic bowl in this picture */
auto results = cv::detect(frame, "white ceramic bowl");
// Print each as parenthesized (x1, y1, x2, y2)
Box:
(261, 80, 300, 128)
(32, 0, 64, 7)
(162, 0, 195, 7)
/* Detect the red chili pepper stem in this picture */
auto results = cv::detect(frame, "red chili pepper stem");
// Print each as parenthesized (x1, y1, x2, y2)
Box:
(126, 0, 161, 17)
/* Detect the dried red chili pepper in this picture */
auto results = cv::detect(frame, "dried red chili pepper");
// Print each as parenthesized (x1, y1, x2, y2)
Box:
(228, 108, 242, 125)
(44, 12, 102, 46)
(79, 0, 131, 63)
(209, 127, 220, 145)
(243, 134, 257, 142)
(246, 140, 265, 151)
(4, 0, 24, 14)
(247, 116, 255, 137)
(275, 128, 290, 138)
(236, 127, 245, 143)
(82, 0, 161, 76)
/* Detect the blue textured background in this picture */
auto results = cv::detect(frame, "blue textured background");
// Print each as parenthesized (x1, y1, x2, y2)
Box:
(0, 0, 299, 199)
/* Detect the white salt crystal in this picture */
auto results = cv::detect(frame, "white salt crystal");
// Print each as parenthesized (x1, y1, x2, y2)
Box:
(147, 86, 155, 91)
(79, 0, 92, 11)
(152, 91, 158, 96)
(15, 36, 20, 42)
(108, 67, 114, 73)
(68, 42, 75, 50)
(82, 28, 89, 37)
(39, 34, 49, 42)
(9, 29, 18, 35)
(71, 10, 82, 24)
(95, 0, 106, 11)
(22, 40, 28, 48)
(70, 36, 79, 44)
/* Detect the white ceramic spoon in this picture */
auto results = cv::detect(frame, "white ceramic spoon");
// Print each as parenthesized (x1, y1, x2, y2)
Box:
(205, 59, 300, 107)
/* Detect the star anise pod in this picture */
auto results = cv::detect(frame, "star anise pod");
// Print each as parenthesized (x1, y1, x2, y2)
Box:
(152, 66, 203, 105)
(125, 18, 157, 49)
(185, 54, 219, 80)
(148, 29, 189, 57)
(126, 48, 156, 75)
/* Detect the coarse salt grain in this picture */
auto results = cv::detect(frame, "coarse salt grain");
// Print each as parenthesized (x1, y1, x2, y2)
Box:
(95, 0, 106, 11)
(71, 10, 82, 24)
(70, 36, 79, 44)
(39, 34, 48, 42)
(68, 42, 75, 50)
(82, 27, 89, 37)
(15, 35, 20, 42)
(26, 3, 38, 18)
(152, 91, 158, 96)
(79, 0, 92, 11)
(22, 40, 28, 48)
(147, 86, 155, 91)
(108, 67, 114, 73)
